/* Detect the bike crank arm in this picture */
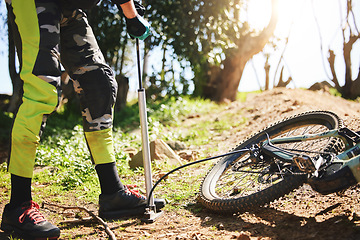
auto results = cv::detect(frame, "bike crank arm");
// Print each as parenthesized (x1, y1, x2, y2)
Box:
(261, 142, 319, 174)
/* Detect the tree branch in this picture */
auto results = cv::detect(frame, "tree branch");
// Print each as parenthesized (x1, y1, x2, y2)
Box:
(42, 201, 116, 240)
(327, 50, 341, 90)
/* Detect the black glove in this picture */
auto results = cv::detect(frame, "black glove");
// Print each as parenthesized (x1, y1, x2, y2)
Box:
(126, 15, 150, 40)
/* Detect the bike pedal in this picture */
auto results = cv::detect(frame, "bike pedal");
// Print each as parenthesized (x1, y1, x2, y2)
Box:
(293, 156, 315, 173)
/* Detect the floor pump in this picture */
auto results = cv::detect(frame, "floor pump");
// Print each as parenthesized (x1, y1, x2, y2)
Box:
(135, 39, 164, 223)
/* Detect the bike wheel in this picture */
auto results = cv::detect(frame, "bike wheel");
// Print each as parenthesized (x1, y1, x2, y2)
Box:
(199, 111, 344, 213)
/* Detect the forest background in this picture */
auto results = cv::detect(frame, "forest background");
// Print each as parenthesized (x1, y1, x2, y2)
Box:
(0, 0, 360, 106)
(1, 1, 360, 239)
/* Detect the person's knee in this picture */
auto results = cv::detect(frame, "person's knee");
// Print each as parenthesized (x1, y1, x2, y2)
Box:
(20, 72, 61, 113)
(72, 64, 118, 131)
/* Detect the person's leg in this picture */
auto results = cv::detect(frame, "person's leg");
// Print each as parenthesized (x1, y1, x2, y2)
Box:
(8, 0, 62, 181)
(1, 0, 61, 239)
(60, 9, 165, 217)
(60, 9, 124, 195)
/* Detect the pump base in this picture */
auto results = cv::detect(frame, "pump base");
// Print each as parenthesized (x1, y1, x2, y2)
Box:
(141, 208, 164, 223)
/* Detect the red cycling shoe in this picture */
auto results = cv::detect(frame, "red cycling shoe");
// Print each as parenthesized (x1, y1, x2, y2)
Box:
(1, 201, 60, 240)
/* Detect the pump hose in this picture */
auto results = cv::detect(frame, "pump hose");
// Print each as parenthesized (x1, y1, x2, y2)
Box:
(146, 148, 250, 207)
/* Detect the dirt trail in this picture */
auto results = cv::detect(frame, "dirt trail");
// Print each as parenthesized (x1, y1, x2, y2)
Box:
(1, 88, 360, 240)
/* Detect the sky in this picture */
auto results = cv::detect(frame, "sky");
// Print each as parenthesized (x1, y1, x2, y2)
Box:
(0, 6, 10, 96)
(240, 0, 360, 91)
(0, 0, 359, 95)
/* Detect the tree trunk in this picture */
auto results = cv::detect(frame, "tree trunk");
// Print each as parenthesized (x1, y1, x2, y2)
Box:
(119, 37, 127, 76)
(115, 36, 129, 112)
(328, 50, 341, 91)
(350, 70, 360, 97)
(205, 0, 279, 102)
(327, 1, 360, 99)
(160, 44, 166, 81)
(342, 35, 359, 99)
(115, 75, 129, 111)
(265, 55, 270, 90)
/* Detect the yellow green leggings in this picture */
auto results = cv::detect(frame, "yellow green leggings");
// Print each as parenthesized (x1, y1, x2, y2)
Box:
(7, 0, 118, 178)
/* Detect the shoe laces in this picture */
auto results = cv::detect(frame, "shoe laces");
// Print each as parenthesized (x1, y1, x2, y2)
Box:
(19, 201, 46, 225)
(125, 185, 144, 199)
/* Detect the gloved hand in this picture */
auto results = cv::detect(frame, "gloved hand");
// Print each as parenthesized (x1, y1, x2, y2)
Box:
(126, 15, 151, 40)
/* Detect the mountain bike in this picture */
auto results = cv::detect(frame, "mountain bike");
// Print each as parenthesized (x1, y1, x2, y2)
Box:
(198, 111, 360, 213)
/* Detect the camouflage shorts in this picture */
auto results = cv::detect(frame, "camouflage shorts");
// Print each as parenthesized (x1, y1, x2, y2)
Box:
(8, 0, 117, 132)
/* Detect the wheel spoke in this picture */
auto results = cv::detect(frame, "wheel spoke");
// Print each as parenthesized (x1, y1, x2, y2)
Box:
(200, 111, 345, 212)
(216, 125, 333, 198)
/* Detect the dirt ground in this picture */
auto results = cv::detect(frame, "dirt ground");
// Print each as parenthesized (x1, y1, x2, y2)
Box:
(2, 88, 360, 239)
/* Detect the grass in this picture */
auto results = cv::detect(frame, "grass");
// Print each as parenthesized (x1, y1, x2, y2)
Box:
(0, 92, 251, 239)
(0, 95, 231, 193)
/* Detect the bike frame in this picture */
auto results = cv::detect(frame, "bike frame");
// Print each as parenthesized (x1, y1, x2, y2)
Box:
(263, 128, 360, 166)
